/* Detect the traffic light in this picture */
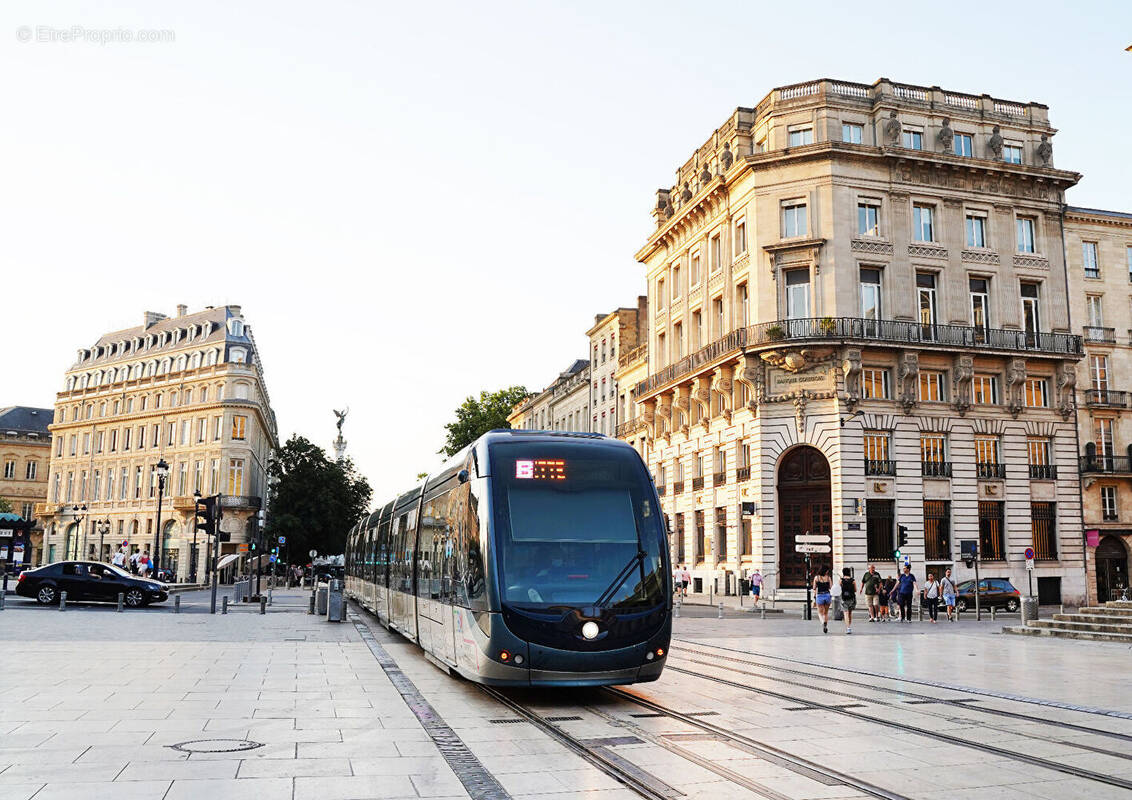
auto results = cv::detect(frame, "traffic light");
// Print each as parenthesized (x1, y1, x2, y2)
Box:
(894, 524, 909, 559)
(195, 495, 216, 535)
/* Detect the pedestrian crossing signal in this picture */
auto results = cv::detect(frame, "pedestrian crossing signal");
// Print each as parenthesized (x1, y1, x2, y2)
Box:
(893, 524, 909, 559)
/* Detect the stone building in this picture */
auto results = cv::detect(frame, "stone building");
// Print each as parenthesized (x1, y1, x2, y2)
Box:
(1065, 206, 1132, 603)
(508, 360, 589, 432)
(38, 305, 278, 580)
(0, 406, 52, 566)
(586, 300, 647, 436)
(630, 77, 1086, 602)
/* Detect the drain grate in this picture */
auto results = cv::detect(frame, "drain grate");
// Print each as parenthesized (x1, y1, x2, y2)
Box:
(544, 715, 583, 722)
(488, 718, 527, 725)
(168, 738, 264, 754)
(629, 712, 665, 718)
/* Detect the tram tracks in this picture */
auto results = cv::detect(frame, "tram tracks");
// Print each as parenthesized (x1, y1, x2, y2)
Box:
(666, 643, 1132, 793)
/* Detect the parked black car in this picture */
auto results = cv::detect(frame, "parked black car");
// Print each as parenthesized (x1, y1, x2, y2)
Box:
(16, 561, 169, 607)
(954, 577, 1021, 612)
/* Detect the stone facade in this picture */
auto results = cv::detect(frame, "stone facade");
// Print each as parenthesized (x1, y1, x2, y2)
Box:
(586, 300, 647, 436)
(632, 77, 1086, 602)
(1065, 206, 1132, 603)
(507, 359, 589, 431)
(0, 406, 52, 566)
(38, 305, 278, 581)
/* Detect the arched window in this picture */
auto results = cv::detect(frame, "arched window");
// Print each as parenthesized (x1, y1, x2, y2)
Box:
(230, 347, 247, 364)
(205, 349, 218, 366)
(92, 371, 103, 386)
(190, 353, 201, 369)
(78, 374, 88, 389)
(65, 376, 75, 391)
(228, 319, 245, 337)
(145, 361, 155, 377)
(234, 382, 250, 400)
(159, 359, 171, 374)
(176, 355, 187, 372)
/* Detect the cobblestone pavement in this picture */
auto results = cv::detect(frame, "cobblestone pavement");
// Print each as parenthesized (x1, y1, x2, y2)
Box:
(1, 589, 1130, 800)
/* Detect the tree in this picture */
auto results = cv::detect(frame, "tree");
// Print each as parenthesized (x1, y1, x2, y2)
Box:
(440, 385, 530, 457)
(0, 497, 12, 514)
(264, 435, 372, 562)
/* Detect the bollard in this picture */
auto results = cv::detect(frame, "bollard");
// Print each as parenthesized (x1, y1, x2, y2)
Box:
(309, 594, 315, 614)
(709, 584, 713, 606)
(718, 602, 724, 619)
(59, 590, 67, 611)
(0, 590, 5, 611)
(222, 596, 228, 615)
(918, 604, 923, 621)
(991, 606, 996, 621)
(1060, 604, 1064, 615)
(268, 588, 273, 607)
(174, 596, 181, 614)
(117, 592, 124, 612)
(259, 596, 266, 615)
(760, 605, 766, 620)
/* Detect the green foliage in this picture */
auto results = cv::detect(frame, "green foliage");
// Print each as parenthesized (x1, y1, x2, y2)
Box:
(440, 385, 530, 457)
(264, 435, 372, 561)
(0, 497, 12, 514)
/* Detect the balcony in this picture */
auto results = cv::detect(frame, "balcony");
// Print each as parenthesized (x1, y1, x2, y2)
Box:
(1029, 464, 1058, 480)
(632, 317, 1082, 400)
(736, 465, 751, 481)
(617, 344, 646, 369)
(1084, 326, 1116, 343)
(866, 460, 896, 476)
(691, 476, 705, 491)
(220, 495, 262, 511)
(172, 495, 198, 512)
(921, 461, 953, 478)
(615, 417, 647, 438)
(1080, 456, 1132, 474)
(713, 471, 726, 486)
(1085, 389, 1128, 408)
(673, 480, 685, 494)
(976, 463, 1007, 479)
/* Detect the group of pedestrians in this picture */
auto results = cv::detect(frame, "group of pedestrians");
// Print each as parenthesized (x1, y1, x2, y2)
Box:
(110, 545, 156, 577)
(812, 563, 960, 633)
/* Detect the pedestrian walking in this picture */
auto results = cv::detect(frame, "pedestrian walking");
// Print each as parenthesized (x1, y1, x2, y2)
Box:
(680, 565, 691, 597)
(922, 572, 940, 623)
(129, 550, 140, 575)
(139, 550, 151, 578)
(877, 575, 891, 621)
(813, 564, 833, 633)
(839, 567, 857, 634)
(861, 564, 882, 622)
(749, 569, 763, 606)
(896, 565, 917, 622)
(112, 547, 127, 570)
(940, 567, 958, 621)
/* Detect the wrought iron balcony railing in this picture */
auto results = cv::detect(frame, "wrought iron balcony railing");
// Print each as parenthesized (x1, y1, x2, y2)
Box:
(1084, 326, 1116, 343)
(632, 317, 1082, 399)
(1080, 456, 1132, 474)
(1029, 464, 1058, 480)
(865, 459, 897, 476)
(673, 480, 685, 494)
(921, 461, 952, 478)
(736, 465, 751, 481)
(615, 417, 647, 438)
(691, 476, 705, 491)
(713, 471, 726, 486)
(976, 463, 1007, 479)
(1085, 389, 1128, 408)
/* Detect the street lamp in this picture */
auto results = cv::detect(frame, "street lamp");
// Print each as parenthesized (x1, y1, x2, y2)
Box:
(192, 489, 201, 583)
(71, 504, 87, 561)
(153, 459, 169, 580)
(97, 519, 111, 562)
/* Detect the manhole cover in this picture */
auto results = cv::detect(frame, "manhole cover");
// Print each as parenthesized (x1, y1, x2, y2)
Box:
(168, 738, 264, 753)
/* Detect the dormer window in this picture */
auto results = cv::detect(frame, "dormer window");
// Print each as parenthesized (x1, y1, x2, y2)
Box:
(228, 319, 245, 337)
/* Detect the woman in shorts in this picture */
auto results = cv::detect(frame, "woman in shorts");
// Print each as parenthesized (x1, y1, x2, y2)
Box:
(813, 564, 833, 633)
(878, 576, 893, 622)
(839, 567, 857, 634)
(940, 567, 958, 621)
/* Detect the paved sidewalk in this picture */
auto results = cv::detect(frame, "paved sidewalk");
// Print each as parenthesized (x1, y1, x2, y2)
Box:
(0, 589, 472, 800)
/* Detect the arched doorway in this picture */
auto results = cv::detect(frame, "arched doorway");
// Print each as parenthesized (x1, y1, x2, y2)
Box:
(1096, 535, 1129, 603)
(162, 520, 179, 578)
(64, 522, 79, 561)
(777, 446, 832, 588)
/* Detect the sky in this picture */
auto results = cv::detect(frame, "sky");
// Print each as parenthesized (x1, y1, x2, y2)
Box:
(3, 0, 1130, 506)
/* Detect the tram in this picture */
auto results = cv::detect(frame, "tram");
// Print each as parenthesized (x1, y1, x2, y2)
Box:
(345, 430, 670, 686)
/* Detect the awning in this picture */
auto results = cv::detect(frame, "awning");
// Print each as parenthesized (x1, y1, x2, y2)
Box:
(216, 553, 241, 570)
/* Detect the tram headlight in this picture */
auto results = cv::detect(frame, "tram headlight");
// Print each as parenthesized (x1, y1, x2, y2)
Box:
(581, 621, 600, 640)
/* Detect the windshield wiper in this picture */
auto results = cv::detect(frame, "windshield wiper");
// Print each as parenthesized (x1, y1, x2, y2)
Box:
(594, 549, 647, 609)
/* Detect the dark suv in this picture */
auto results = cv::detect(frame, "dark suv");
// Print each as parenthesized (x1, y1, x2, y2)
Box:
(16, 561, 169, 607)
(954, 577, 1021, 612)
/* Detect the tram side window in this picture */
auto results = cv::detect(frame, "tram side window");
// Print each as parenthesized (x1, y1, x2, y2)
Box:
(406, 508, 420, 596)
(420, 497, 443, 600)
(393, 515, 407, 592)
(463, 481, 488, 612)
(364, 528, 374, 583)
(378, 516, 391, 588)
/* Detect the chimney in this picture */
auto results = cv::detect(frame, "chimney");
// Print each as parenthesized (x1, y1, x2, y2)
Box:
(143, 311, 167, 329)
(176, 304, 188, 317)
(227, 305, 242, 317)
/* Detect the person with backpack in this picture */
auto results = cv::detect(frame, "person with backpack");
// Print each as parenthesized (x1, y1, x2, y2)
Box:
(922, 571, 941, 623)
(940, 567, 958, 621)
(839, 567, 857, 634)
(896, 565, 917, 622)
(129, 550, 140, 575)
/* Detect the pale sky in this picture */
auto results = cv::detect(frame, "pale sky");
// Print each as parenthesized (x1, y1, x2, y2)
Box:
(3, 0, 1129, 506)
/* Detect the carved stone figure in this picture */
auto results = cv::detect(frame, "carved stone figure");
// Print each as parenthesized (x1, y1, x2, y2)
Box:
(842, 349, 862, 409)
(898, 352, 919, 415)
(680, 182, 692, 202)
(1056, 362, 1076, 420)
(883, 110, 902, 145)
(720, 142, 733, 172)
(793, 394, 807, 437)
(712, 365, 734, 417)
(937, 118, 954, 153)
(1005, 358, 1027, 418)
(738, 354, 763, 407)
(1037, 134, 1053, 166)
(700, 164, 711, 185)
(692, 376, 712, 424)
(988, 125, 1004, 159)
(952, 355, 974, 416)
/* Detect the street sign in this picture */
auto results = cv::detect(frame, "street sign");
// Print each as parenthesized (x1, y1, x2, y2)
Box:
(795, 543, 832, 554)
(269, 555, 277, 563)
(238, 543, 249, 553)
(1026, 558, 1034, 571)
(1024, 546, 1036, 560)
(795, 534, 831, 544)
(277, 536, 286, 545)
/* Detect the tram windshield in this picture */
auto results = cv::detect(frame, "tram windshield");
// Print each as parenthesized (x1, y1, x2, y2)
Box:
(490, 442, 666, 609)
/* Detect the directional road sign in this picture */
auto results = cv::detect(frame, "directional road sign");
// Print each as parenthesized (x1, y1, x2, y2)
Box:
(277, 536, 286, 545)
(795, 543, 832, 554)
(795, 534, 831, 544)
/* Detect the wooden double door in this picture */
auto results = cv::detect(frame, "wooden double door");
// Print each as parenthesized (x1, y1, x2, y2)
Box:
(777, 446, 832, 589)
